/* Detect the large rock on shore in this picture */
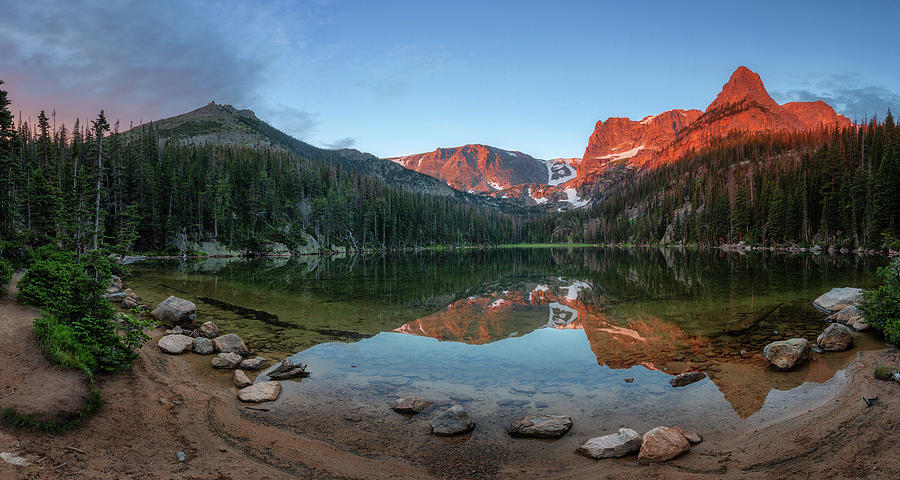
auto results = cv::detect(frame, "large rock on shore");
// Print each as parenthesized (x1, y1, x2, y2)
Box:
(429, 405, 475, 436)
(638, 426, 690, 463)
(239, 357, 267, 370)
(391, 396, 433, 414)
(576, 428, 642, 459)
(121, 289, 140, 309)
(763, 338, 810, 370)
(234, 370, 252, 388)
(192, 337, 214, 355)
(237, 381, 281, 402)
(212, 334, 249, 356)
(817, 324, 853, 351)
(507, 415, 573, 439)
(813, 287, 863, 313)
(212, 352, 242, 369)
(150, 296, 197, 328)
(157, 334, 194, 354)
(827, 305, 863, 325)
(669, 371, 706, 387)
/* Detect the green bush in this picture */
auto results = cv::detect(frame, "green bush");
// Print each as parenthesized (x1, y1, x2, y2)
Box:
(19, 246, 139, 374)
(0, 258, 11, 287)
(860, 259, 900, 345)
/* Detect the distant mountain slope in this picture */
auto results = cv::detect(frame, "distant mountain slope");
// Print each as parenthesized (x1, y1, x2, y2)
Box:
(128, 102, 519, 210)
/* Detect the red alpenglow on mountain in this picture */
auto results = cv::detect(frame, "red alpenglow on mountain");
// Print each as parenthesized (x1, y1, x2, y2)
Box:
(389, 66, 851, 206)
(580, 66, 851, 176)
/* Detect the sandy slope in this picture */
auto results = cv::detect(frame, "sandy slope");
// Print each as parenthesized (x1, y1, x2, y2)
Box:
(1, 279, 898, 479)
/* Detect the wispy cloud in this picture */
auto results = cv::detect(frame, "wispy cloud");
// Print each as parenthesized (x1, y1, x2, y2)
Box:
(260, 105, 318, 139)
(772, 73, 900, 121)
(324, 137, 356, 149)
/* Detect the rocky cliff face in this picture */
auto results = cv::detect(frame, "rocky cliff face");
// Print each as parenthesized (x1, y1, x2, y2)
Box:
(580, 66, 851, 175)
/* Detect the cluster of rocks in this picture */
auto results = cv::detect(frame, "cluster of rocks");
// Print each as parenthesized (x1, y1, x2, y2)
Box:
(102, 275, 142, 309)
(576, 426, 701, 462)
(152, 295, 308, 404)
(761, 287, 865, 370)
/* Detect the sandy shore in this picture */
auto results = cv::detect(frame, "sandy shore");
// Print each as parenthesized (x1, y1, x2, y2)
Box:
(2, 283, 899, 479)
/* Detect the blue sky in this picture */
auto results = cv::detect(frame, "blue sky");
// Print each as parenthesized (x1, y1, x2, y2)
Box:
(3, 0, 899, 159)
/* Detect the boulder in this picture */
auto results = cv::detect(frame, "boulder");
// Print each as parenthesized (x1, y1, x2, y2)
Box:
(212, 352, 242, 369)
(239, 357, 268, 370)
(192, 337, 214, 355)
(672, 427, 703, 444)
(763, 338, 810, 370)
(107, 275, 124, 294)
(267, 357, 309, 380)
(429, 405, 475, 436)
(212, 334, 249, 356)
(813, 288, 863, 313)
(827, 305, 863, 326)
(237, 381, 281, 402)
(391, 396, 433, 414)
(234, 370, 252, 388)
(638, 426, 691, 463)
(816, 324, 853, 351)
(103, 291, 128, 303)
(669, 371, 706, 387)
(576, 428, 642, 459)
(157, 334, 194, 354)
(507, 415, 573, 439)
(121, 289, 140, 309)
(150, 296, 197, 328)
(852, 318, 870, 332)
(198, 321, 219, 338)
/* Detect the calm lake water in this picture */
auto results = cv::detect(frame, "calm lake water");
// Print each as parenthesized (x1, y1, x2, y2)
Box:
(129, 247, 886, 451)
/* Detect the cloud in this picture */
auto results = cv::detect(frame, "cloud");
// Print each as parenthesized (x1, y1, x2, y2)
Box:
(260, 105, 318, 139)
(772, 73, 900, 121)
(0, 0, 294, 128)
(324, 137, 356, 149)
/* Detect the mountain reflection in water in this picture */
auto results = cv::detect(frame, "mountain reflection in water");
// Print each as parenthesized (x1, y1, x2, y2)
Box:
(128, 247, 886, 419)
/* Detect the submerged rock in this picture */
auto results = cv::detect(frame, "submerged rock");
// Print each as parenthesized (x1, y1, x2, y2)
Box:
(212, 352, 242, 369)
(391, 396, 433, 414)
(813, 288, 863, 314)
(817, 324, 853, 351)
(198, 321, 219, 338)
(192, 337, 214, 355)
(576, 428, 642, 459)
(157, 334, 194, 354)
(507, 415, 573, 439)
(212, 334, 249, 356)
(763, 338, 810, 370)
(638, 426, 691, 463)
(237, 381, 281, 402)
(429, 405, 475, 436)
(234, 369, 252, 388)
(669, 371, 706, 387)
(672, 427, 703, 444)
(267, 357, 309, 380)
(150, 296, 197, 328)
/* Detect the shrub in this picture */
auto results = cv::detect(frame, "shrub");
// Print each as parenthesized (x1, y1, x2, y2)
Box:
(860, 259, 900, 345)
(0, 258, 11, 287)
(33, 315, 97, 376)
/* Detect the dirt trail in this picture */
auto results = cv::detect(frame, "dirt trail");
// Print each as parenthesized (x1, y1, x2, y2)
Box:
(1, 276, 899, 478)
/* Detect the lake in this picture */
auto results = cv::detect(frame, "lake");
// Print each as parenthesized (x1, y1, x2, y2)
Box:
(128, 247, 886, 463)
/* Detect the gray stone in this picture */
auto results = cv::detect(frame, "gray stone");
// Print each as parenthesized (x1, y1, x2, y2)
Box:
(234, 370, 252, 388)
(576, 428, 642, 459)
(157, 334, 194, 354)
(813, 287, 863, 314)
(429, 405, 475, 436)
(827, 305, 863, 325)
(175, 451, 186, 463)
(669, 371, 706, 387)
(212, 334, 249, 356)
(192, 337, 214, 355)
(507, 414, 573, 439)
(1, 452, 30, 467)
(212, 352, 242, 369)
(817, 324, 853, 351)
(763, 338, 810, 370)
(239, 357, 268, 370)
(121, 289, 140, 309)
(165, 326, 184, 335)
(237, 381, 281, 402)
(107, 275, 123, 294)
(267, 357, 309, 380)
(150, 296, 197, 328)
(198, 321, 219, 338)
(392, 396, 433, 414)
(638, 426, 691, 463)
(852, 318, 870, 331)
(672, 427, 703, 444)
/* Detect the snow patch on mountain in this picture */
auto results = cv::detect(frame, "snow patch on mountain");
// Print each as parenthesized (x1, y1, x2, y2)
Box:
(548, 302, 578, 327)
(540, 159, 577, 186)
(597, 145, 644, 162)
(564, 188, 590, 208)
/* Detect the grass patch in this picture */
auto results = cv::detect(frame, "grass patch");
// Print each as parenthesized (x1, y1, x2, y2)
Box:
(33, 315, 97, 379)
(1, 389, 104, 434)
